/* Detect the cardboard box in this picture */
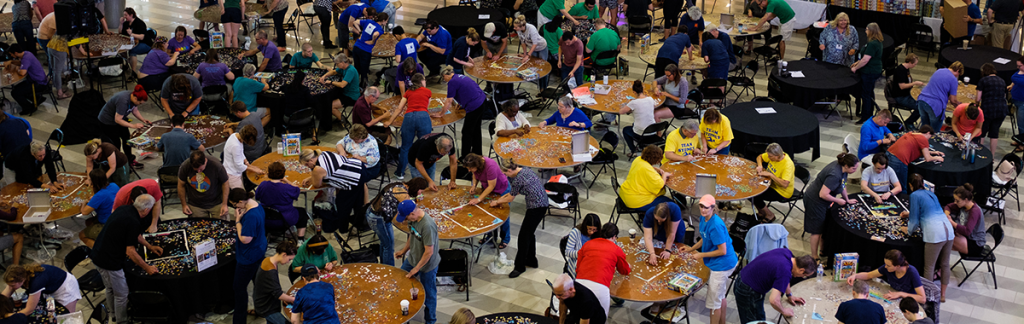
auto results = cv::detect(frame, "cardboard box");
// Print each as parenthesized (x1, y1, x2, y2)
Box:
(834, 253, 859, 281)
(668, 272, 703, 294)
(943, 0, 968, 39)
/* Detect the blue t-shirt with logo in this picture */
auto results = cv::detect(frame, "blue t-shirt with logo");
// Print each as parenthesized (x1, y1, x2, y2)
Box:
(87, 183, 120, 223)
(354, 20, 383, 52)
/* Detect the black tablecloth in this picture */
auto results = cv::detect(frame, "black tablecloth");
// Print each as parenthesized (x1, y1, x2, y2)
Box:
(769, 60, 861, 109)
(476, 312, 557, 324)
(826, 6, 916, 46)
(427, 7, 505, 42)
(938, 45, 1021, 85)
(908, 137, 993, 201)
(723, 101, 821, 161)
(823, 194, 925, 272)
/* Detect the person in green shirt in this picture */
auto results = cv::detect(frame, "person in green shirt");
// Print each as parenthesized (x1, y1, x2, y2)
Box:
(319, 52, 361, 125)
(754, 0, 795, 60)
(289, 43, 325, 69)
(538, 0, 579, 27)
(568, 0, 599, 20)
(541, 17, 564, 58)
(289, 233, 339, 281)
(586, 18, 622, 66)
(851, 23, 886, 124)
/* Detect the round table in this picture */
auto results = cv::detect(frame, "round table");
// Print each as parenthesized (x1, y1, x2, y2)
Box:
(264, 68, 341, 96)
(0, 13, 39, 33)
(464, 55, 553, 84)
(577, 80, 665, 114)
(247, 145, 335, 191)
(938, 45, 1021, 84)
(723, 101, 821, 161)
(0, 172, 92, 224)
(392, 186, 510, 240)
(703, 14, 771, 36)
(426, 6, 504, 42)
(609, 237, 710, 302)
(71, 34, 134, 60)
(372, 94, 467, 128)
(769, 60, 861, 109)
(176, 48, 258, 75)
(124, 218, 238, 323)
(492, 126, 599, 169)
(475, 312, 557, 324)
(561, 19, 597, 42)
(908, 136, 993, 201)
(823, 193, 925, 272)
(787, 278, 911, 324)
(639, 44, 708, 71)
(194, 3, 269, 23)
(128, 115, 230, 152)
(910, 83, 977, 112)
(283, 263, 426, 323)
(662, 154, 770, 201)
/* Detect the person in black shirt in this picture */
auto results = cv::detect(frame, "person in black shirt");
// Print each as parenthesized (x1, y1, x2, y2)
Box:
(987, 0, 1023, 49)
(483, 22, 509, 60)
(120, 8, 153, 75)
(623, 0, 652, 20)
(0, 295, 27, 324)
(976, 63, 1009, 149)
(1, 142, 60, 191)
(447, 28, 481, 74)
(552, 273, 607, 324)
(891, 53, 925, 128)
(834, 281, 886, 324)
(408, 134, 457, 191)
(252, 240, 297, 324)
(89, 194, 162, 324)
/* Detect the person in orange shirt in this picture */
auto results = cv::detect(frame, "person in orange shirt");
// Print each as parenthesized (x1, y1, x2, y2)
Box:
(951, 103, 984, 143)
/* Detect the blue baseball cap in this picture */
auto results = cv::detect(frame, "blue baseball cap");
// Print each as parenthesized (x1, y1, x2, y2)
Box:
(396, 200, 417, 223)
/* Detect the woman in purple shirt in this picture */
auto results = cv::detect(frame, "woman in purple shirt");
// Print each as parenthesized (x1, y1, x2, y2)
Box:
(916, 62, 963, 131)
(395, 57, 422, 96)
(464, 154, 512, 248)
(440, 65, 487, 157)
(138, 37, 179, 91)
(167, 26, 200, 54)
(254, 162, 306, 238)
(193, 48, 236, 89)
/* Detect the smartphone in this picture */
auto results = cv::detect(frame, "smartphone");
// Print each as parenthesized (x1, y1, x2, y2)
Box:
(558, 157, 566, 163)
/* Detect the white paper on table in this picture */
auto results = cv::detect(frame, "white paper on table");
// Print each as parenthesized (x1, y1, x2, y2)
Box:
(101, 51, 116, 56)
(575, 95, 597, 105)
(789, 71, 805, 78)
(755, 107, 777, 114)
(994, 58, 1012, 64)
(478, 14, 490, 19)
(594, 84, 611, 95)
(572, 153, 592, 162)
(119, 44, 134, 51)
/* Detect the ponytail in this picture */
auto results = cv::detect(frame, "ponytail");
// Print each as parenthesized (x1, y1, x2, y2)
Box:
(466, 27, 480, 42)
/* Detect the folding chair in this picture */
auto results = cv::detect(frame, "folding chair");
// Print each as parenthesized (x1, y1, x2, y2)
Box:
(953, 224, 1003, 288)
(543, 182, 581, 229)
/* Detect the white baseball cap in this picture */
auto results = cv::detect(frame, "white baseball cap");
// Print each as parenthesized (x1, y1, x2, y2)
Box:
(484, 22, 496, 38)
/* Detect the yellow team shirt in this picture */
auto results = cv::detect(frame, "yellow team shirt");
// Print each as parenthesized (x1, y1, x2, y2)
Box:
(619, 158, 666, 208)
(700, 116, 734, 150)
(760, 152, 795, 198)
(662, 128, 702, 165)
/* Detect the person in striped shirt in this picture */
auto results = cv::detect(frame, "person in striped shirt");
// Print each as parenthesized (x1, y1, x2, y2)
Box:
(300, 148, 365, 234)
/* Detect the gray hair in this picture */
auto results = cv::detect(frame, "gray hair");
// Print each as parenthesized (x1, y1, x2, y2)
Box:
(255, 30, 268, 40)
(243, 64, 256, 77)
(557, 97, 574, 109)
(29, 141, 45, 154)
(687, 6, 702, 20)
(553, 273, 573, 292)
(441, 65, 455, 76)
(363, 86, 380, 97)
(435, 135, 453, 153)
(681, 119, 699, 133)
(333, 53, 350, 64)
(133, 194, 155, 211)
(766, 143, 784, 157)
(852, 280, 869, 295)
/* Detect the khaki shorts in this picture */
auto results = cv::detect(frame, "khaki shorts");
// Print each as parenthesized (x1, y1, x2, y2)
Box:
(779, 19, 795, 42)
(705, 266, 735, 310)
(84, 223, 104, 241)
(188, 204, 225, 219)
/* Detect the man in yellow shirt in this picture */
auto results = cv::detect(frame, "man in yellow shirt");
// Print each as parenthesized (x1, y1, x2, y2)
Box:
(700, 108, 734, 155)
(620, 145, 673, 211)
(663, 119, 703, 165)
(753, 143, 795, 222)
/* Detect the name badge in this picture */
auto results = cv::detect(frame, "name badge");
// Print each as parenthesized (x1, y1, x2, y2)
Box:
(835, 44, 842, 50)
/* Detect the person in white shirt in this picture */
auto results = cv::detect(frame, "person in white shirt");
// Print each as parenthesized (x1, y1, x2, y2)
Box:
(622, 80, 672, 155)
(495, 101, 531, 137)
(222, 125, 264, 188)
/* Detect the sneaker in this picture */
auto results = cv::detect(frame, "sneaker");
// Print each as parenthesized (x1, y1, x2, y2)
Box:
(396, 175, 404, 180)
(130, 161, 144, 169)
(324, 43, 338, 49)
(138, 152, 155, 159)
(508, 270, 523, 278)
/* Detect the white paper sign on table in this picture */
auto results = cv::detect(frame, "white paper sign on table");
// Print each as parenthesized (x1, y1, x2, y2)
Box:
(789, 71, 805, 78)
(755, 107, 777, 114)
(478, 14, 490, 19)
(994, 58, 1011, 64)
(195, 239, 218, 272)
(119, 44, 134, 51)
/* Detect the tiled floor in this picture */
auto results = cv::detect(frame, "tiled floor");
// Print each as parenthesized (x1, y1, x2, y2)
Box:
(2, 0, 1021, 323)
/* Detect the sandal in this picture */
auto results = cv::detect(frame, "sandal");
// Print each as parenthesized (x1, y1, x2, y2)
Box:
(498, 242, 508, 249)
(1014, 145, 1024, 153)
(247, 309, 258, 316)
(760, 216, 776, 224)
(457, 283, 467, 292)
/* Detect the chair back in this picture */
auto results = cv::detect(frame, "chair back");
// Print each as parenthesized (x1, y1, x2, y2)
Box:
(751, 96, 774, 102)
(436, 249, 469, 275)
(913, 24, 934, 43)
(743, 142, 769, 161)
(730, 233, 747, 264)
(640, 121, 671, 137)
(600, 130, 619, 150)
(883, 76, 900, 106)
(628, 15, 652, 31)
(441, 165, 473, 182)
(488, 120, 496, 138)
(89, 303, 108, 324)
(988, 223, 1004, 250)
(559, 235, 569, 263)
(743, 223, 789, 261)
(794, 165, 811, 184)
(158, 165, 180, 187)
(765, 35, 783, 46)
(843, 134, 859, 155)
(544, 182, 579, 205)
(687, 89, 703, 105)
(286, 107, 317, 126)
(596, 50, 620, 62)
(64, 246, 92, 273)
(883, 46, 903, 76)
(745, 60, 760, 75)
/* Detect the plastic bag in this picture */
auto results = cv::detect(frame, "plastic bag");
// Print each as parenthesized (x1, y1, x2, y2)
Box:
(566, 75, 577, 89)
(487, 252, 514, 275)
(99, 65, 121, 77)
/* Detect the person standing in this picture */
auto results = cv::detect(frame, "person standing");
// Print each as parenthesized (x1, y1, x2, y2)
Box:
(353, 12, 389, 84)
(575, 224, 631, 317)
(917, 62, 963, 131)
(394, 26, 419, 63)
(407, 134, 459, 190)
(492, 158, 547, 278)
(447, 28, 481, 74)
(754, 0, 795, 60)
(312, 0, 337, 48)
(268, 0, 291, 47)
(289, 265, 340, 324)
(220, 0, 243, 48)
(1, 263, 81, 313)
(366, 178, 429, 266)
(10, 0, 40, 55)
(222, 125, 264, 189)
(950, 103, 984, 142)
(733, 248, 814, 323)
(552, 273, 607, 324)
(96, 86, 151, 158)
(512, 15, 549, 88)
(654, 31, 693, 78)
(818, 13, 858, 66)
(641, 202, 686, 261)
(801, 153, 859, 261)
(338, 3, 372, 55)
(851, 23, 885, 124)
(252, 240, 296, 324)
(683, 195, 737, 324)
(83, 139, 129, 187)
(537, 0, 577, 27)
(90, 194, 162, 324)
(463, 154, 511, 248)
(975, 63, 1007, 150)
(385, 73, 433, 179)
(299, 148, 364, 234)
(395, 200, 440, 324)
(177, 151, 231, 219)
(835, 281, 886, 324)
(902, 173, 954, 302)
(559, 31, 584, 87)
(565, 214, 601, 276)
(441, 66, 487, 157)
(228, 188, 267, 324)
(986, 0, 1023, 49)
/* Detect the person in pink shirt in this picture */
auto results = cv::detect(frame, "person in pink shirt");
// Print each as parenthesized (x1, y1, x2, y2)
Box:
(951, 103, 984, 143)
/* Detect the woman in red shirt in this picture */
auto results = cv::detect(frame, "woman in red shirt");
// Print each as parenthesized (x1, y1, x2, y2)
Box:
(385, 73, 435, 179)
(575, 223, 631, 317)
(885, 125, 944, 190)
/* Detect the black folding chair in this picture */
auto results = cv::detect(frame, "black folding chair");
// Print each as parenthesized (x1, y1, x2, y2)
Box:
(953, 224, 1003, 288)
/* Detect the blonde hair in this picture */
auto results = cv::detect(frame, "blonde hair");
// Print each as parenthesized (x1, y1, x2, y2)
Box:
(3, 264, 45, 285)
(829, 12, 852, 36)
(513, 14, 528, 27)
(441, 65, 455, 76)
(948, 61, 965, 75)
(865, 23, 884, 43)
(448, 308, 475, 324)
(299, 149, 321, 164)
(466, 27, 480, 42)
(498, 158, 519, 172)
(904, 53, 919, 64)
(84, 138, 103, 156)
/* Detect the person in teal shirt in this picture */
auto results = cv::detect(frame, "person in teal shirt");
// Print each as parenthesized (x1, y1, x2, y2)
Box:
(288, 234, 339, 281)
(232, 64, 270, 112)
(754, 0, 795, 60)
(289, 43, 324, 69)
(851, 23, 885, 124)
(682, 195, 737, 324)
(319, 52, 361, 125)
(586, 19, 621, 66)
(568, 0, 599, 20)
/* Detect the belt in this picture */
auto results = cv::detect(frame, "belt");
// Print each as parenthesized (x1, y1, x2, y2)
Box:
(996, 21, 1014, 25)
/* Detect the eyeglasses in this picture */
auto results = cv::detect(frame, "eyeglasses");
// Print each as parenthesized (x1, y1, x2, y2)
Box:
(699, 204, 713, 209)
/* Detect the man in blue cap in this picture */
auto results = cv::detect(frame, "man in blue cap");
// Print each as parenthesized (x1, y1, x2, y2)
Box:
(289, 264, 340, 324)
(394, 200, 439, 324)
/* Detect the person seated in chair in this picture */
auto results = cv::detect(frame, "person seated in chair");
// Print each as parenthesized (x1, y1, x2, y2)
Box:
(859, 153, 902, 204)
(622, 80, 673, 155)
(351, 87, 392, 145)
(255, 162, 306, 238)
(320, 53, 361, 128)
(78, 169, 119, 248)
(753, 143, 795, 223)
(168, 26, 201, 54)
(585, 19, 621, 70)
(193, 48, 236, 103)
(858, 109, 897, 162)
(161, 74, 204, 118)
(289, 43, 325, 69)
(1, 141, 60, 191)
(835, 280, 886, 324)
(699, 108, 733, 155)
(237, 30, 282, 72)
(289, 234, 338, 282)
(944, 183, 985, 255)
(1, 45, 47, 115)
(0, 203, 23, 266)
(620, 145, 672, 212)
(232, 64, 270, 113)
(138, 37, 180, 92)
(157, 115, 204, 168)
(495, 101, 531, 137)
(539, 97, 592, 131)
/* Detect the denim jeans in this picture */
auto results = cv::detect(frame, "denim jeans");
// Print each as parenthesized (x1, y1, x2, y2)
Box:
(887, 151, 908, 190)
(715, 146, 731, 155)
(233, 261, 261, 324)
(1014, 100, 1024, 135)
(734, 277, 766, 324)
(498, 186, 512, 243)
(382, 2, 398, 26)
(917, 100, 944, 132)
(36, 38, 50, 64)
(623, 126, 641, 153)
(264, 312, 288, 324)
(531, 49, 549, 89)
(895, 96, 920, 127)
(128, 43, 151, 56)
(366, 208, 395, 266)
(409, 163, 436, 182)
(397, 111, 433, 177)
(860, 73, 882, 121)
(12, 21, 34, 54)
(401, 259, 438, 324)
(561, 64, 583, 88)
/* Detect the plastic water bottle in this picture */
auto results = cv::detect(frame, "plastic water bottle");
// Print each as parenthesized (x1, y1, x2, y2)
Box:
(816, 264, 825, 283)
(46, 297, 55, 319)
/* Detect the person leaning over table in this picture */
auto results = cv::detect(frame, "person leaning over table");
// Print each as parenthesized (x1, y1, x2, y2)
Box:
(585, 19, 621, 70)
(2, 45, 49, 116)
(702, 29, 732, 81)
(112, 181, 164, 233)
(322, 53, 361, 126)
(568, 0, 598, 20)
(350, 86, 393, 145)
(160, 74, 204, 118)
(494, 100, 532, 137)
(289, 43, 324, 69)
(490, 158, 547, 278)
(699, 108, 733, 155)
(886, 125, 943, 189)
(654, 64, 695, 119)
(733, 248, 814, 323)
(622, 79, 673, 155)
(679, 6, 705, 45)
(917, 61, 963, 132)
(945, 183, 986, 256)
(858, 109, 896, 162)
(395, 200, 441, 324)
(366, 177, 429, 266)
(753, 143, 795, 223)
(662, 118, 702, 165)
(289, 233, 338, 282)
(178, 150, 231, 219)
(753, 0, 795, 60)
(238, 31, 283, 72)
(228, 188, 268, 324)
(850, 22, 885, 125)
(564, 213, 600, 276)
(975, 63, 1007, 150)
(0, 141, 61, 191)
(552, 273, 607, 324)
(2, 263, 81, 314)
(407, 134, 458, 191)
(137, 37, 179, 92)
(194, 48, 236, 100)
(641, 202, 687, 264)
(892, 54, 925, 127)
(223, 125, 265, 189)
(255, 162, 306, 238)
(78, 169, 118, 249)
(845, 249, 927, 304)
(225, 101, 269, 161)
(157, 115, 205, 168)
(338, 3, 372, 54)
(96, 86, 150, 164)
(512, 14, 550, 88)
(290, 264, 341, 324)
(818, 12, 858, 66)
(388, 73, 434, 179)
(90, 194, 162, 324)
(661, 0, 685, 41)
(396, 57, 424, 96)
(83, 139, 129, 188)
(168, 26, 201, 55)
(537, 0, 578, 27)
(575, 223, 631, 316)
(900, 297, 935, 324)
(802, 153, 859, 263)
(540, 97, 592, 130)
(233, 64, 270, 113)
(683, 195, 738, 324)
(860, 153, 903, 204)
(394, 26, 420, 64)
(441, 65, 488, 157)
(835, 280, 886, 324)
(742, 0, 768, 53)
(299, 148, 365, 234)
(446, 28, 481, 75)
(620, 145, 673, 212)
(951, 103, 984, 142)
(902, 173, 954, 302)
(463, 153, 512, 248)
(353, 12, 389, 85)
(120, 8, 154, 76)
(252, 240, 296, 324)
(416, 20, 452, 77)
(558, 30, 583, 87)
